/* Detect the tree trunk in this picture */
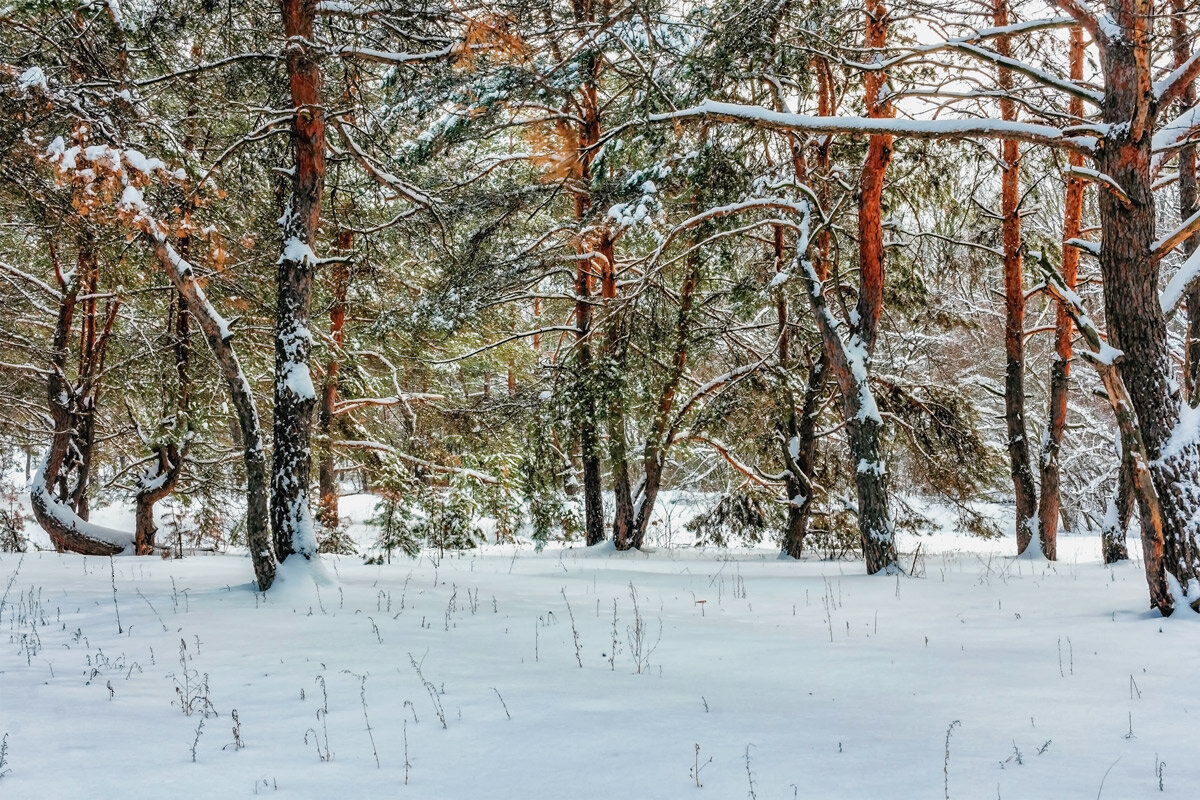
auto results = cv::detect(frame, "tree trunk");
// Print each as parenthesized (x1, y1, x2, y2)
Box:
(134, 289, 191, 556)
(567, 39, 608, 547)
(1095, 29, 1200, 608)
(798, 255, 897, 574)
(1038, 28, 1086, 561)
(993, 0, 1039, 556)
(272, 0, 326, 561)
(1171, 0, 1200, 405)
(145, 236, 275, 590)
(856, 0, 892, 359)
(629, 251, 701, 548)
(316, 235, 350, 530)
(575, 256, 605, 546)
(1101, 438, 1133, 564)
(31, 244, 127, 554)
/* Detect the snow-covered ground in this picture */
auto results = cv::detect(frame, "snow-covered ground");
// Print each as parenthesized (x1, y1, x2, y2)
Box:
(2, 508, 1195, 799)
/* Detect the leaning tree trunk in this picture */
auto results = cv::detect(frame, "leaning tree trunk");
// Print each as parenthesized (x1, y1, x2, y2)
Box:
(272, 0, 326, 562)
(145, 236, 275, 590)
(781, 62, 835, 559)
(629, 251, 700, 549)
(798, 254, 897, 575)
(1038, 256, 1171, 611)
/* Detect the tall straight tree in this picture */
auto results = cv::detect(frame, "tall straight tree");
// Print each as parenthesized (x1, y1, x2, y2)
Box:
(273, 0, 326, 561)
(1039, 26, 1087, 560)
(993, 0, 1040, 557)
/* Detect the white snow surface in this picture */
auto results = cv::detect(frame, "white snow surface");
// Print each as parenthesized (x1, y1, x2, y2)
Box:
(2, 498, 1198, 799)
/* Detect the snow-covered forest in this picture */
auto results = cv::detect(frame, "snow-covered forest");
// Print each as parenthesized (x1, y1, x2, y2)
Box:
(2, 0, 1200, 795)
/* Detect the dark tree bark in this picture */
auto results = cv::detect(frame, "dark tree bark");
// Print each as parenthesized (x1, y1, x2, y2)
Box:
(1100, 441, 1133, 564)
(134, 290, 191, 555)
(30, 253, 126, 556)
(272, 0, 326, 561)
(145, 235, 275, 590)
(798, 252, 897, 574)
(1088, 12, 1200, 611)
(562, 26, 608, 547)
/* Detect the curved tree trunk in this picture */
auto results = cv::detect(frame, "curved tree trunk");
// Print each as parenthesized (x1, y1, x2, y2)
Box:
(31, 250, 127, 555)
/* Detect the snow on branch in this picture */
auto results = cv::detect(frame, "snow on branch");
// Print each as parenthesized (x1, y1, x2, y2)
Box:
(0, 259, 60, 299)
(1154, 104, 1200, 157)
(1066, 166, 1131, 207)
(30, 453, 133, 555)
(334, 440, 498, 485)
(686, 434, 779, 489)
(1160, 247, 1200, 318)
(330, 43, 457, 66)
(1156, 49, 1200, 107)
(640, 100, 1094, 154)
(1048, 0, 1105, 44)
(1152, 207, 1200, 261)
(947, 41, 1102, 105)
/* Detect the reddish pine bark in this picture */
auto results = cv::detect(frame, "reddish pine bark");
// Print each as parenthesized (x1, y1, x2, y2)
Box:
(992, 0, 1039, 556)
(1038, 27, 1087, 560)
(856, 0, 892, 358)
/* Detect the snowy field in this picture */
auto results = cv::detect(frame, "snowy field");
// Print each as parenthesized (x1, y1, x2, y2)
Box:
(1, 507, 1196, 799)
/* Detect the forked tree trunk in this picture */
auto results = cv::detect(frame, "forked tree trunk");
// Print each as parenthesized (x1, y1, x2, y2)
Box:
(272, 0, 326, 561)
(31, 264, 123, 556)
